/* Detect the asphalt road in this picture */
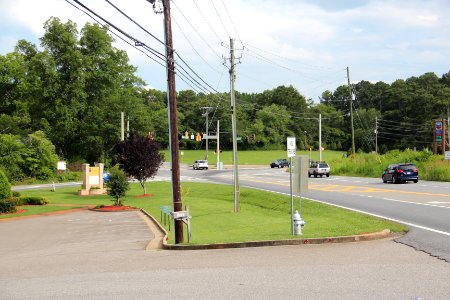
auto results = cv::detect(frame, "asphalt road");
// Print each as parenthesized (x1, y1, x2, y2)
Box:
(180, 166, 450, 262)
(1, 209, 449, 299)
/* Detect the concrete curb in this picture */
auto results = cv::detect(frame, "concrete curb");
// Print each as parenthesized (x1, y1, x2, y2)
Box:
(139, 209, 401, 250)
(162, 229, 398, 250)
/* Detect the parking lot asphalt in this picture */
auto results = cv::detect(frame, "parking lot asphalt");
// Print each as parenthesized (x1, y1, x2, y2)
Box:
(1, 209, 449, 299)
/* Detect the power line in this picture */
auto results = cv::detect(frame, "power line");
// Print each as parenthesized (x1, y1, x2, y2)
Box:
(191, 0, 225, 45)
(171, 0, 222, 59)
(220, 0, 242, 43)
(210, 0, 230, 38)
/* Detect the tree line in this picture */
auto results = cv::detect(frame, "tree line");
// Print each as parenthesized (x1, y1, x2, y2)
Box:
(1, 17, 450, 180)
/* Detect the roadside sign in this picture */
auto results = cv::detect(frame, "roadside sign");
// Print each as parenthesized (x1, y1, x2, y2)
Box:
(445, 151, 450, 160)
(287, 137, 296, 157)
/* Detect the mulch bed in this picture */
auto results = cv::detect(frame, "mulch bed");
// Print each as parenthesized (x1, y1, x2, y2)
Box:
(90, 205, 138, 212)
(134, 194, 154, 198)
(0, 209, 26, 215)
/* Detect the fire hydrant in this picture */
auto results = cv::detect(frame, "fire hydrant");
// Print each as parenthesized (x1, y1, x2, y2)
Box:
(293, 210, 305, 235)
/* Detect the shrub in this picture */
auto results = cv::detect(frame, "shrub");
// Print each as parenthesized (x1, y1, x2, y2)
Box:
(0, 169, 12, 200)
(105, 164, 130, 206)
(18, 196, 49, 205)
(12, 191, 21, 197)
(0, 198, 19, 213)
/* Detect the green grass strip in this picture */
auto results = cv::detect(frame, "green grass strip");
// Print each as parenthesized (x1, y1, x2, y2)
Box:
(11, 182, 407, 244)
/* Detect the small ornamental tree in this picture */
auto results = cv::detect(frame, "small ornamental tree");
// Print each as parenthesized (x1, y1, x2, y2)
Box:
(0, 168, 12, 200)
(105, 165, 129, 206)
(113, 132, 164, 195)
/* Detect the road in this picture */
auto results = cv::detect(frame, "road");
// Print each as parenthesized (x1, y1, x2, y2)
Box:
(178, 165, 450, 262)
(1, 209, 449, 299)
(3, 165, 449, 298)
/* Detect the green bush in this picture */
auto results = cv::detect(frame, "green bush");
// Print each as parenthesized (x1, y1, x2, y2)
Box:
(0, 198, 19, 213)
(18, 196, 49, 205)
(0, 169, 12, 200)
(56, 171, 82, 182)
(106, 165, 130, 206)
(12, 191, 21, 197)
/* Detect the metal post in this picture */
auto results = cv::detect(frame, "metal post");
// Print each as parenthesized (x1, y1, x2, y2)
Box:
(319, 113, 322, 161)
(120, 112, 124, 141)
(290, 156, 294, 235)
(201, 107, 213, 161)
(217, 120, 220, 169)
(230, 38, 239, 213)
(375, 116, 378, 154)
(347, 66, 355, 158)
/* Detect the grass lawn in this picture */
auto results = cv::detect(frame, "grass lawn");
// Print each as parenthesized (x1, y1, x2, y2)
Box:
(9, 181, 407, 244)
(164, 149, 345, 166)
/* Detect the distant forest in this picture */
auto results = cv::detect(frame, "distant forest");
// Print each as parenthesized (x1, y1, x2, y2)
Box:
(2, 18, 450, 165)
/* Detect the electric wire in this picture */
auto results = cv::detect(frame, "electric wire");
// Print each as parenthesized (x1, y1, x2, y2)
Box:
(191, 0, 224, 45)
(170, 0, 222, 59)
(210, 0, 230, 38)
(220, 0, 242, 44)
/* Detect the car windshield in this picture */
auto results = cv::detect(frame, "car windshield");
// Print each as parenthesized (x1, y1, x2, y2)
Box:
(399, 164, 417, 171)
(318, 163, 329, 168)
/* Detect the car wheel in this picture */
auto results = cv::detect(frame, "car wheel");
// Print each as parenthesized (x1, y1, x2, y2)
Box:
(271, 166, 274, 168)
(326, 173, 330, 177)
(392, 176, 397, 184)
(314, 173, 317, 178)
(382, 177, 387, 183)
(206, 167, 208, 170)
(413, 179, 418, 183)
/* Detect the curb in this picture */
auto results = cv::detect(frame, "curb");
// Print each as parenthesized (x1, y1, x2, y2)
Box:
(139, 209, 401, 250)
(162, 229, 398, 250)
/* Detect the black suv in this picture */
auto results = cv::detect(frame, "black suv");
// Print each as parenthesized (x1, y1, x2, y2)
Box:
(270, 159, 290, 168)
(382, 163, 419, 184)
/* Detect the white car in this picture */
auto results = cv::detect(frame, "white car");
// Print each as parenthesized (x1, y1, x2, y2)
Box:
(193, 160, 208, 170)
(308, 162, 330, 177)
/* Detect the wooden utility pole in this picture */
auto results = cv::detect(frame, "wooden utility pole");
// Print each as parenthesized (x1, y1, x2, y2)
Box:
(161, 0, 183, 243)
(347, 66, 355, 158)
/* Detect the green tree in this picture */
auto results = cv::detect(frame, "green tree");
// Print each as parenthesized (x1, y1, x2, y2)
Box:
(0, 134, 25, 182)
(113, 132, 164, 195)
(22, 131, 59, 179)
(105, 164, 129, 206)
(0, 168, 12, 200)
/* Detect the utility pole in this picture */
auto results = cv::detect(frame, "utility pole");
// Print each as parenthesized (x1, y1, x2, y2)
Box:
(120, 112, 125, 141)
(216, 120, 220, 169)
(375, 116, 378, 154)
(319, 113, 322, 161)
(150, 0, 183, 243)
(229, 38, 239, 213)
(347, 66, 355, 158)
(201, 107, 213, 161)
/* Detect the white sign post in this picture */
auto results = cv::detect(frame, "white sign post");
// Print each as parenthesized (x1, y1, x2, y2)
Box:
(287, 137, 296, 235)
(445, 151, 450, 160)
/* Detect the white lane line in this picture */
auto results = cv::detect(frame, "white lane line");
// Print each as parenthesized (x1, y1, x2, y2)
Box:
(241, 185, 450, 237)
(428, 201, 450, 204)
(382, 197, 450, 209)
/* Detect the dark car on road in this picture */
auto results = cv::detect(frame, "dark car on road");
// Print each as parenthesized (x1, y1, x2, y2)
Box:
(382, 163, 419, 184)
(270, 159, 290, 168)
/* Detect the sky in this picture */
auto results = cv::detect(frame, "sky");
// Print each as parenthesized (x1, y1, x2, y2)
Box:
(0, 0, 449, 101)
